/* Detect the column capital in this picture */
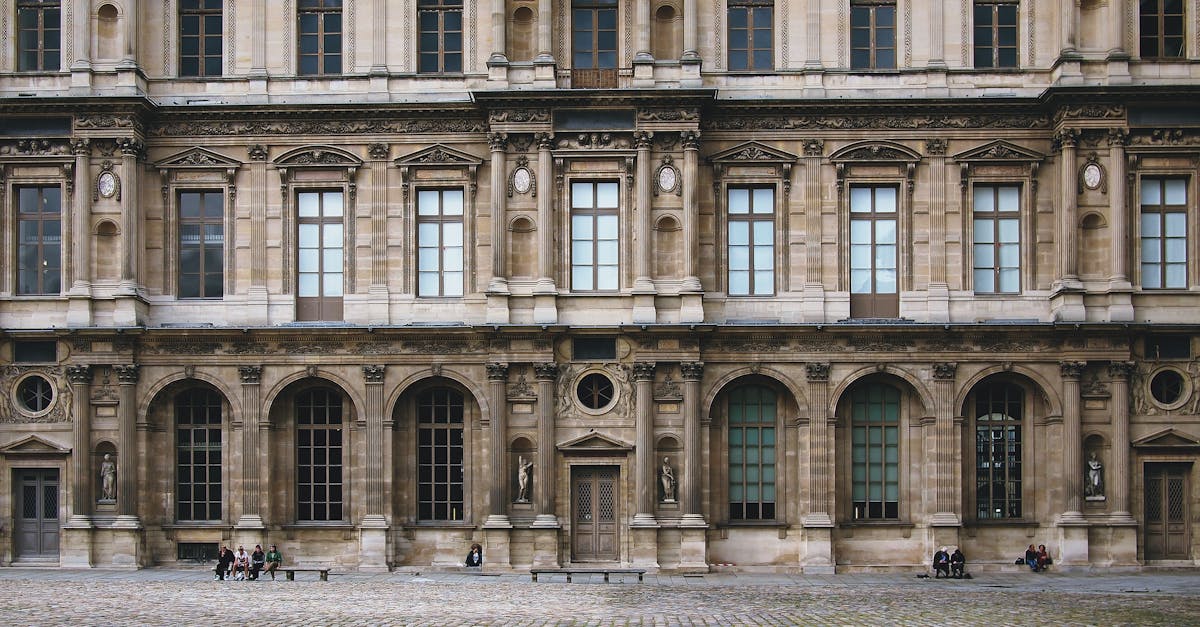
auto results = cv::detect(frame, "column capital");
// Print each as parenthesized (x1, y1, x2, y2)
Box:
(634, 131, 654, 149)
(67, 364, 93, 384)
(487, 132, 508, 152)
(368, 143, 390, 160)
(1060, 360, 1087, 380)
(802, 138, 824, 157)
(114, 364, 139, 385)
(535, 133, 555, 151)
(117, 138, 144, 158)
(805, 362, 831, 381)
(533, 362, 559, 381)
(679, 361, 704, 381)
(248, 144, 269, 161)
(71, 138, 91, 156)
(1053, 128, 1080, 151)
(362, 364, 386, 384)
(1106, 128, 1129, 147)
(238, 365, 263, 384)
(1107, 360, 1136, 379)
(925, 138, 948, 156)
(486, 362, 510, 381)
(932, 362, 958, 380)
(632, 362, 656, 382)
(680, 130, 701, 150)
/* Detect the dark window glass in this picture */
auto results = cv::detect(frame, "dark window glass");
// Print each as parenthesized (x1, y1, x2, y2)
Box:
(177, 388, 223, 521)
(417, 387, 465, 521)
(298, 0, 342, 75)
(17, 0, 61, 71)
(179, 191, 224, 299)
(728, 385, 777, 521)
(851, 382, 900, 520)
(1145, 335, 1191, 360)
(576, 373, 615, 409)
(974, 1, 1018, 68)
(17, 186, 62, 295)
(13, 340, 56, 363)
(180, 1, 222, 76)
(418, 0, 463, 73)
(572, 337, 616, 360)
(18, 376, 53, 413)
(850, 1, 895, 70)
(296, 388, 344, 521)
(974, 382, 1022, 519)
(573, 0, 619, 69)
(1150, 370, 1185, 405)
(1140, 0, 1185, 58)
(728, 0, 773, 71)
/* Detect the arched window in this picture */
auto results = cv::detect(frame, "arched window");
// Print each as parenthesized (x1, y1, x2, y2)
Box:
(974, 381, 1023, 519)
(176, 388, 222, 521)
(296, 388, 343, 521)
(418, 387, 465, 520)
(728, 385, 776, 520)
(851, 382, 900, 520)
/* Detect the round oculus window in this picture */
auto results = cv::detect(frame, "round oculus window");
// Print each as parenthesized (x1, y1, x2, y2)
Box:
(18, 375, 54, 414)
(1150, 369, 1186, 407)
(576, 372, 615, 411)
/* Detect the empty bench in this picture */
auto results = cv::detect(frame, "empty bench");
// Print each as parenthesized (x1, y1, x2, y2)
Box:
(530, 567, 646, 583)
(282, 567, 331, 581)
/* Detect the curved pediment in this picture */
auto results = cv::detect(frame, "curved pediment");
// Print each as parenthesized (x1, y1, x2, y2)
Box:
(829, 140, 921, 163)
(952, 140, 1044, 163)
(557, 431, 634, 454)
(708, 141, 798, 164)
(1132, 428, 1200, 450)
(155, 147, 243, 169)
(394, 144, 483, 167)
(0, 434, 70, 457)
(273, 145, 363, 168)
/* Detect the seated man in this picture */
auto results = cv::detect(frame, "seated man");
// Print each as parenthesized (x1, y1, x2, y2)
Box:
(1025, 544, 1041, 572)
(932, 547, 950, 578)
(949, 548, 965, 579)
(250, 544, 266, 581)
(263, 544, 283, 580)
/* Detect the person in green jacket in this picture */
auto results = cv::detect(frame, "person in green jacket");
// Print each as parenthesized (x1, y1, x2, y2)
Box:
(263, 545, 283, 580)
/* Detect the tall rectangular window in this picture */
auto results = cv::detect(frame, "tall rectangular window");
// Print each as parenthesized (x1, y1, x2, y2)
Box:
(572, 0, 618, 87)
(179, 0, 223, 76)
(296, 388, 343, 522)
(417, 189, 464, 297)
(419, 0, 463, 73)
(727, 187, 775, 296)
(728, 386, 776, 521)
(418, 387, 465, 521)
(1140, 177, 1188, 289)
(178, 191, 224, 299)
(972, 185, 1020, 293)
(974, 1, 1018, 68)
(851, 383, 900, 520)
(176, 389, 222, 522)
(974, 383, 1022, 520)
(850, 0, 896, 69)
(1140, 0, 1185, 58)
(17, 0, 60, 71)
(728, 0, 773, 71)
(17, 186, 61, 295)
(297, 191, 344, 321)
(570, 181, 619, 291)
(298, 0, 342, 75)
(849, 185, 898, 317)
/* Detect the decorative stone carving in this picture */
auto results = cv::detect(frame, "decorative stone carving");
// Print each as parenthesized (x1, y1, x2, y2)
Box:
(151, 117, 486, 137)
(515, 455, 533, 502)
(100, 453, 116, 501)
(679, 361, 704, 381)
(654, 375, 684, 402)
(701, 113, 1049, 131)
(247, 144, 268, 161)
(932, 362, 958, 380)
(806, 363, 831, 381)
(925, 138, 948, 156)
(0, 138, 72, 156)
(509, 156, 535, 197)
(533, 362, 559, 381)
(1108, 361, 1136, 380)
(94, 161, 121, 201)
(114, 364, 139, 384)
(489, 109, 551, 123)
(66, 365, 93, 385)
(363, 365, 385, 384)
(802, 138, 824, 157)
(680, 130, 701, 150)
(368, 143, 390, 160)
(1085, 452, 1104, 498)
(1060, 361, 1087, 379)
(486, 362, 509, 381)
(239, 365, 263, 384)
(507, 374, 536, 400)
(631, 362, 656, 382)
(637, 108, 699, 121)
(660, 456, 677, 502)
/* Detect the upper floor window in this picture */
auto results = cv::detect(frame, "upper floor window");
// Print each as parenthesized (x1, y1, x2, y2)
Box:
(1140, 0, 1185, 58)
(417, 189, 465, 297)
(298, 0, 342, 75)
(572, 0, 619, 87)
(973, 382, 1023, 520)
(1140, 177, 1188, 289)
(178, 191, 224, 299)
(176, 388, 223, 522)
(17, 0, 60, 71)
(297, 191, 344, 321)
(727, 187, 775, 296)
(850, 0, 896, 70)
(849, 185, 898, 318)
(728, 0, 773, 71)
(974, 0, 1018, 68)
(850, 382, 900, 520)
(17, 186, 61, 295)
(296, 388, 344, 522)
(418, 387, 465, 521)
(728, 385, 776, 521)
(180, 0, 223, 76)
(570, 181, 619, 291)
(419, 0, 463, 73)
(972, 184, 1021, 293)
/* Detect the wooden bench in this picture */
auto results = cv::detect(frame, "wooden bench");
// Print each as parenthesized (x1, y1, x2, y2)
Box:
(282, 567, 331, 581)
(530, 567, 646, 583)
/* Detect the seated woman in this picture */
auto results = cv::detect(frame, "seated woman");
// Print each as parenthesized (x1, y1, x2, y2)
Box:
(932, 547, 950, 578)
(1025, 544, 1041, 572)
(949, 548, 965, 578)
(1036, 544, 1051, 571)
(464, 543, 483, 567)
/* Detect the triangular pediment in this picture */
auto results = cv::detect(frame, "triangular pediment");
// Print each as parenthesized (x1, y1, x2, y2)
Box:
(557, 432, 634, 453)
(709, 141, 798, 164)
(394, 144, 483, 167)
(155, 147, 243, 169)
(829, 140, 921, 163)
(0, 435, 71, 456)
(274, 145, 363, 167)
(952, 140, 1044, 163)
(1132, 428, 1200, 449)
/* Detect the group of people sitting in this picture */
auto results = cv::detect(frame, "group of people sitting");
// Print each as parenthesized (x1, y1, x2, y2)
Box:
(215, 544, 283, 581)
(931, 547, 967, 579)
(1023, 544, 1052, 572)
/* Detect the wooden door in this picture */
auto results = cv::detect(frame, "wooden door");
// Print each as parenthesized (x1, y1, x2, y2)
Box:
(1144, 463, 1190, 560)
(571, 465, 619, 562)
(14, 469, 59, 559)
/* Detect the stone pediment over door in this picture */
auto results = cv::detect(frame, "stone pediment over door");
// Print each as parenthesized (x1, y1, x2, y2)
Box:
(0, 435, 71, 457)
(1132, 428, 1200, 451)
(557, 432, 634, 456)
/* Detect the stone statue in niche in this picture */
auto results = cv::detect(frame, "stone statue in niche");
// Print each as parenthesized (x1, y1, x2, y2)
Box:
(1085, 452, 1104, 499)
(99, 453, 116, 501)
(661, 456, 677, 502)
(516, 456, 533, 502)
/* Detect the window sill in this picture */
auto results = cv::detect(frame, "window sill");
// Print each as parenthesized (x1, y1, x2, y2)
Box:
(967, 519, 1039, 527)
(282, 522, 355, 530)
(840, 520, 914, 529)
(410, 521, 475, 529)
(719, 520, 787, 528)
(163, 522, 230, 529)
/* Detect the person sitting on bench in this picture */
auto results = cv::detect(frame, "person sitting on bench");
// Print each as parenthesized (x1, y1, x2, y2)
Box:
(932, 547, 950, 578)
(949, 548, 966, 579)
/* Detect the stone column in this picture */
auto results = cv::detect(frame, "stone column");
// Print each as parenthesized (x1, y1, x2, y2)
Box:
(115, 139, 143, 328)
(67, 139, 93, 325)
(70, 0, 92, 70)
(682, 0, 699, 60)
(632, 0, 654, 84)
(928, 0, 945, 67)
(1107, 0, 1127, 57)
(485, 362, 511, 525)
(243, 145, 269, 323)
(632, 362, 657, 523)
(801, 140, 825, 322)
(371, 0, 388, 73)
(1061, 0, 1078, 55)
(930, 363, 960, 526)
(633, 132, 656, 322)
(533, 134, 557, 323)
(1056, 129, 1081, 286)
(359, 365, 389, 571)
(532, 362, 559, 526)
(926, 140, 949, 321)
(62, 364, 94, 567)
(1107, 361, 1136, 518)
(533, 0, 556, 85)
(237, 366, 265, 530)
(489, 0, 508, 64)
(366, 144, 390, 324)
(1060, 361, 1086, 520)
(803, 0, 821, 70)
(678, 361, 707, 571)
(1107, 129, 1129, 284)
(487, 133, 511, 323)
(680, 131, 703, 321)
(111, 364, 142, 567)
(801, 362, 834, 572)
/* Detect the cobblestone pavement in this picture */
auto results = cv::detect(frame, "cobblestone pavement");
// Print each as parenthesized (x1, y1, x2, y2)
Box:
(1, 568, 1198, 626)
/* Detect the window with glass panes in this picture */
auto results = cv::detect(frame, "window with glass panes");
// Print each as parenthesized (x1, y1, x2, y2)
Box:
(851, 383, 900, 520)
(571, 181, 620, 291)
(417, 189, 465, 297)
(17, 0, 60, 71)
(728, 385, 776, 521)
(974, 382, 1023, 520)
(1140, 177, 1188, 289)
(727, 187, 775, 296)
(974, 1, 1018, 68)
(298, 0, 342, 75)
(297, 191, 344, 321)
(176, 388, 222, 521)
(178, 191, 224, 298)
(1140, 0, 1185, 58)
(417, 387, 465, 521)
(296, 388, 343, 521)
(180, 0, 222, 76)
(849, 185, 898, 316)
(728, 0, 773, 71)
(17, 186, 61, 295)
(973, 185, 1020, 293)
(850, 0, 896, 69)
(418, 0, 463, 73)
(573, 0, 619, 69)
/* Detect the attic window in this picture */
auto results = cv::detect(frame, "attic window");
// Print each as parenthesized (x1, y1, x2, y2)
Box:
(1145, 335, 1190, 360)
(14, 340, 56, 363)
(573, 337, 616, 360)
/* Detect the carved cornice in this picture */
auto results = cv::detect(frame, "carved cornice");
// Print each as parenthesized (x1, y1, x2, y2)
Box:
(151, 114, 485, 137)
(239, 365, 263, 384)
(637, 108, 699, 122)
(489, 109, 551, 124)
(702, 113, 1050, 131)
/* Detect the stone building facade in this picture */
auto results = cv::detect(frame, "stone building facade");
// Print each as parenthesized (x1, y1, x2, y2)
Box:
(1, 0, 1198, 572)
